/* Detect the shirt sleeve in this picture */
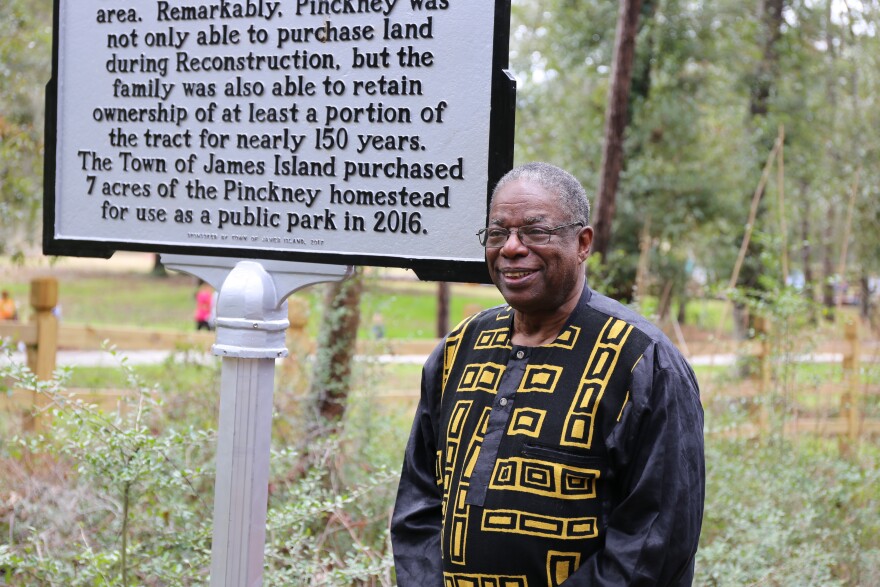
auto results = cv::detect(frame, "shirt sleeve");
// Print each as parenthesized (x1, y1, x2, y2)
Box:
(564, 344, 705, 586)
(390, 343, 445, 587)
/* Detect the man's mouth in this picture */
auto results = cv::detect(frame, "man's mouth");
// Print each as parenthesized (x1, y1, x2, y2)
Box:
(500, 269, 536, 280)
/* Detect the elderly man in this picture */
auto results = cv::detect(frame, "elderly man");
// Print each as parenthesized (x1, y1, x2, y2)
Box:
(391, 162, 704, 586)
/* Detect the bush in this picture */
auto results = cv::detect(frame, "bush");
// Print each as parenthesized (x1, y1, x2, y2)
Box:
(0, 345, 399, 585)
(697, 438, 880, 586)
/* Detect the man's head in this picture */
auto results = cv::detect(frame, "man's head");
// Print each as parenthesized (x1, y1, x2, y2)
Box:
(490, 162, 590, 227)
(483, 163, 593, 316)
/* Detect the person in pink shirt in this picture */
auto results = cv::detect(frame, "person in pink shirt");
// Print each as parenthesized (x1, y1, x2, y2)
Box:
(194, 280, 215, 331)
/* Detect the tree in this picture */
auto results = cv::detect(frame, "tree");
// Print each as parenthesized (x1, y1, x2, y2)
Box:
(0, 0, 52, 257)
(592, 0, 646, 259)
(309, 269, 363, 425)
(512, 0, 746, 305)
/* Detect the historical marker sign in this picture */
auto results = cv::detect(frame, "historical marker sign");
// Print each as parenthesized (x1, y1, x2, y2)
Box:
(44, 0, 515, 282)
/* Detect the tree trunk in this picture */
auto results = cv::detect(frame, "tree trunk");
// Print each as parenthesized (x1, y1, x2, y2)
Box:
(859, 273, 871, 321)
(310, 268, 363, 423)
(592, 0, 644, 259)
(822, 210, 836, 319)
(750, 0, 785, 118)
(676, 295, 687, 325)
(734, 0, 785, 341)
(150, 253, 167, 277)
(437, 281, 450, 337)
(800, 187, 817, 323)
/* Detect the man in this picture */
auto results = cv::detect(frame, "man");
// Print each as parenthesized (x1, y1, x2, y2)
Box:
(391, 162, 704, 586)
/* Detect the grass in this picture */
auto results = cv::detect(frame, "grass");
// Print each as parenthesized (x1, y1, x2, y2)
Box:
(58, 275, 198, 330)
(6, 259, 878, 446)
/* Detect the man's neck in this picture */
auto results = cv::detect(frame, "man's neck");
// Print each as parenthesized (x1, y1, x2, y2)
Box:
(510, 282, 585, 347)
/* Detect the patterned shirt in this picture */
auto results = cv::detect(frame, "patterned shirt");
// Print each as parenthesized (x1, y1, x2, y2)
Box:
(391, 285, 704, 586)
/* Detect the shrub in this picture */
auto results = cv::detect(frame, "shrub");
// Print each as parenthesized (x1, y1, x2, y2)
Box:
(697, 438, 880, 586)
(0, 345, 399, 585)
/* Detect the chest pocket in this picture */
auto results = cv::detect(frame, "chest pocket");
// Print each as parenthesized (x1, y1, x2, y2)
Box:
(484, 442, 605, 501)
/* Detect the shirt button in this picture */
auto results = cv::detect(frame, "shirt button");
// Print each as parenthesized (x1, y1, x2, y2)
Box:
(516, 350, 525, 359)
(499, 398, 508, 406)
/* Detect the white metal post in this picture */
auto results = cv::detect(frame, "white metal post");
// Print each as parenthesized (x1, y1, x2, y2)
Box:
(211, 356, 276, 587)
(160, 255, 352, 587)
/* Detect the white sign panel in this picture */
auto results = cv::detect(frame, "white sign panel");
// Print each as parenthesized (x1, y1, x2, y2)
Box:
(46, 0, 515, 281)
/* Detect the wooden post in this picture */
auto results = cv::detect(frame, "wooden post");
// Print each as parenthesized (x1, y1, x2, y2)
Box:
(840, 319, 861, 453)
(755, 315, 771, 433)
(25, 277, 59, 430)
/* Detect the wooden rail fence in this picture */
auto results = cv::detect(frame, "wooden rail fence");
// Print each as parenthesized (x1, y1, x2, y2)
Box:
(0, 278, 436, 428)
(704, 316, 880, 445)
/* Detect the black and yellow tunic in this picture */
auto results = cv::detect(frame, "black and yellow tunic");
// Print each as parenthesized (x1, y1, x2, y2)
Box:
(391, 285, 704, 587)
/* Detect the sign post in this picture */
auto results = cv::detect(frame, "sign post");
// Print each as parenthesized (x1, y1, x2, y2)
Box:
(162, 255, 351, 586)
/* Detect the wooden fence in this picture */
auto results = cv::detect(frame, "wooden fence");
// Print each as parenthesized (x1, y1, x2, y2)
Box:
(0, 278, 436, 428)
(2, 278, 878, 441)
(702, 316, 880, 446)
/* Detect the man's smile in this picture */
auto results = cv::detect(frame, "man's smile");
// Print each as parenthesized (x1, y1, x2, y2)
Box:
(498, 268, 538, 281)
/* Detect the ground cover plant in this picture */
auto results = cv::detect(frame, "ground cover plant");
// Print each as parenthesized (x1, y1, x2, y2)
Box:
(0, 345, 405, 586)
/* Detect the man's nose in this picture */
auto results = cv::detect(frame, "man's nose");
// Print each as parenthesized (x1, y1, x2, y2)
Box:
(500, 230, 529, 256)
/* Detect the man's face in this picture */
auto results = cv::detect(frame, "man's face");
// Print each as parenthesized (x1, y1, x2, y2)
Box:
(485, 179, 592, 315)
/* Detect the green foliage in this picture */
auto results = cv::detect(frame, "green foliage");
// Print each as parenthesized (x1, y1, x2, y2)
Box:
(0, 0, 52, 255)
(0, 342, 401, 585)
(263, 441, 396, 587)
(511, 0, 880, 317)
(698, 439, 880, 586)
(0, 346, 215, 586)
(3, 321, 880, 585)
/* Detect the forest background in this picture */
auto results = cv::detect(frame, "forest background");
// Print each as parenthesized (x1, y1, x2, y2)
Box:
(2, 0, 880, 585)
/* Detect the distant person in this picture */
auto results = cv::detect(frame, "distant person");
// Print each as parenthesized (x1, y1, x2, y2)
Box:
(371, 312, 385, 339)
(194, 281, 215, 331)
(0, 290, 18, 320)
(391, 162, 704, 585)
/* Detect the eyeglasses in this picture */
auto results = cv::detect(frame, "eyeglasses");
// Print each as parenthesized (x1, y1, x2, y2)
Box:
(476, 222, 584, 248)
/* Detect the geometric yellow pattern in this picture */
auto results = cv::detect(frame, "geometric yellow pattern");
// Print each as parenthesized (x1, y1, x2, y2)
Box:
(448, 407, 492, 566)
(442, 314, 478, 396)
(546, 551, 582, 587)
(442, 400, 473, 550)
(517, 365, 563, 394)
(507, 408, 546, 438)
(481, 509, 598, 540)
(474, 327, 512, 350)
(443, 573, 528, 587)
(489, 457, 599, 499)
(561, 317, 633, 449)
(457, 362, 506, 394)
(546, 325, 581, 350)
(442, 400, 473, 490)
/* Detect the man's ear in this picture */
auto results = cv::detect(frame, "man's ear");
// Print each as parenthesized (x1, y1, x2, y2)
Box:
(578, 226, 594, 263)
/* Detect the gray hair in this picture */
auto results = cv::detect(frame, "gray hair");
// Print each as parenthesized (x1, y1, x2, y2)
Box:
(490, 162, 591, 226)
